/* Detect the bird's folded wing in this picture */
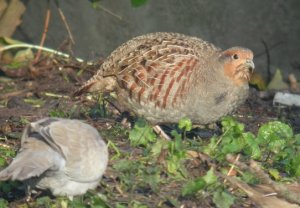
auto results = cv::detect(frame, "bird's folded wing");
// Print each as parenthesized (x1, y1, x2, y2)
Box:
(0, 145, 59, 181)
(47, 120, 105, 182)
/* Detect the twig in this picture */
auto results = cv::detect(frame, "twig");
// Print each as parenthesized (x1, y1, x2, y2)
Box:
(0, 89, 29, 100)
(255, 41, 283, 58)
(217, 171, 300, 208)
(226, 155, 300, 205)
(55, 0, 75, 44)
(0, 44, 85, 63)
(249, 160, 300, 205)
(34, 2, 51, 63)
(96, 4, 123, 21)
(261, 40, 271, 83)
(153, 125, 171, 140)
(43, 92, 70, 99)
(224, 153, 240, 183)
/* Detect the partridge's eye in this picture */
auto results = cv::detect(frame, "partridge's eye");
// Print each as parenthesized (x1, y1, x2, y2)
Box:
(233, 54, 239, 59)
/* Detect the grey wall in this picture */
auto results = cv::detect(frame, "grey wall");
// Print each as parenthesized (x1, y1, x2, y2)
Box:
(14, 0, 300, 79)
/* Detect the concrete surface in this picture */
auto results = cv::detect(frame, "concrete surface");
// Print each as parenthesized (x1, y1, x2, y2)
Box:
(14, 0, 300, 80)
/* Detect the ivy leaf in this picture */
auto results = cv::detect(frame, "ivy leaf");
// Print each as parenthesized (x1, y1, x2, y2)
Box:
(202, 168, 218, 185)
(167, 154, 186, 177)
(213, 190, 235, 208)
(221, 117, 245, 133)
(150, 139, 168, 156)
(243, 132, 261, 159)
(131, 0, 148, 7)
(129, 118, 157, 147)
(178, 118, 192, 131)
(257, 121, 293, 145)
(287, 155, 300, 177)
(181, 178, 206, 197)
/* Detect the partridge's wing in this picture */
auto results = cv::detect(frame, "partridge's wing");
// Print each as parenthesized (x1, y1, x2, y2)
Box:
(116, 39, 201, 109)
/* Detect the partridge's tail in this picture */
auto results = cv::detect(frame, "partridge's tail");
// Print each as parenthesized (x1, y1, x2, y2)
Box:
(73, 79, 97, 97)
(73, 75, 118, 97)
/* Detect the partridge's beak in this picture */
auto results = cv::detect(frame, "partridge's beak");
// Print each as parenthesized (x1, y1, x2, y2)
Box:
(245, 59, 255, 73)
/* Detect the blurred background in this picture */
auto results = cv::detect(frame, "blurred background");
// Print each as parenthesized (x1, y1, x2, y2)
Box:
(6, 0, 300, 80)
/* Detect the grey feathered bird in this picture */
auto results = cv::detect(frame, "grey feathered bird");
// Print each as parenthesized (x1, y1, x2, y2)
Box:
(0, 118, 108, 197)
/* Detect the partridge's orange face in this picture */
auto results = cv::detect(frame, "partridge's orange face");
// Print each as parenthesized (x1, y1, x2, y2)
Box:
(220, 47, 254, 85)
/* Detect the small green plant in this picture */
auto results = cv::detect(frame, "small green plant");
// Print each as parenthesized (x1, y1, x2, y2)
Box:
(131, 0, 148, 7)
(129, 118, 157, 147)
(48, 105, 76, 118)
(212, 189, 235, 208)
(48, 109, 69, 118)
(0, 144, 16, 167)
(0, 199, 8, 208)
(203, 117, 300, 178)
(181, 168, 235, 208)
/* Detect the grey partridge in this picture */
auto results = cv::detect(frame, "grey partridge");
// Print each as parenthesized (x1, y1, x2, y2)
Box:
(75, 32, 254, 124)
(0, 118, 108, 197)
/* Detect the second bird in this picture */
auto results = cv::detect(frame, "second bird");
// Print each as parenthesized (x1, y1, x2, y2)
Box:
(75, 32, 254, 124)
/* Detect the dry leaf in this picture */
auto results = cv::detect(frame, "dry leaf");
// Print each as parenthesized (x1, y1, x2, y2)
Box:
(268, 69, 289, 90)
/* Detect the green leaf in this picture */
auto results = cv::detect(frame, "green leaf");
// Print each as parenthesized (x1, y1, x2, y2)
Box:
(203, 136, 218, 156)
(48, 109, 68, 118)
(142, 170, 161, 191)
(128, 118, 157, 147)
(257, 121, 293, 144)
(221, 138, 244, 154)
(178, 118, 192, 131)
(116, 203, 128, 208)
(212, 190, 235, 208)
(170, 130, 184, 153)
(269, 168, 281, 180)
(202, 168, 218, 185)
(129, 200, 148, 208)
(36, 196, 52, 206)
(243, 132, 261, 159)
(91, 194, 110, 208)
(287, 155, 300, 177)
(59, 199, 69, 208)
(131, 0, 148, 7)
(0, 157, 6, 167)
(221, 117, 244, 133)
(267, 69, 289, 90)
(167, 155, 181, 174)
(240, 171, 258, 184)
(13, 48, 34, 63)
(294, 134, 300, 145)
(113, 159, 139, 172)
(0, 181, 20, 194)
(150, 139, 168, 156)
(0, 199, 8, 208)
(68, 197, 87, 208)
(181, 178, 206, 196)
(269, 139, 286, 154)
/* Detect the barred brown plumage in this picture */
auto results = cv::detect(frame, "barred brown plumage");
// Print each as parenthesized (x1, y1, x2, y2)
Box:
(74, 32, 254, 124)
